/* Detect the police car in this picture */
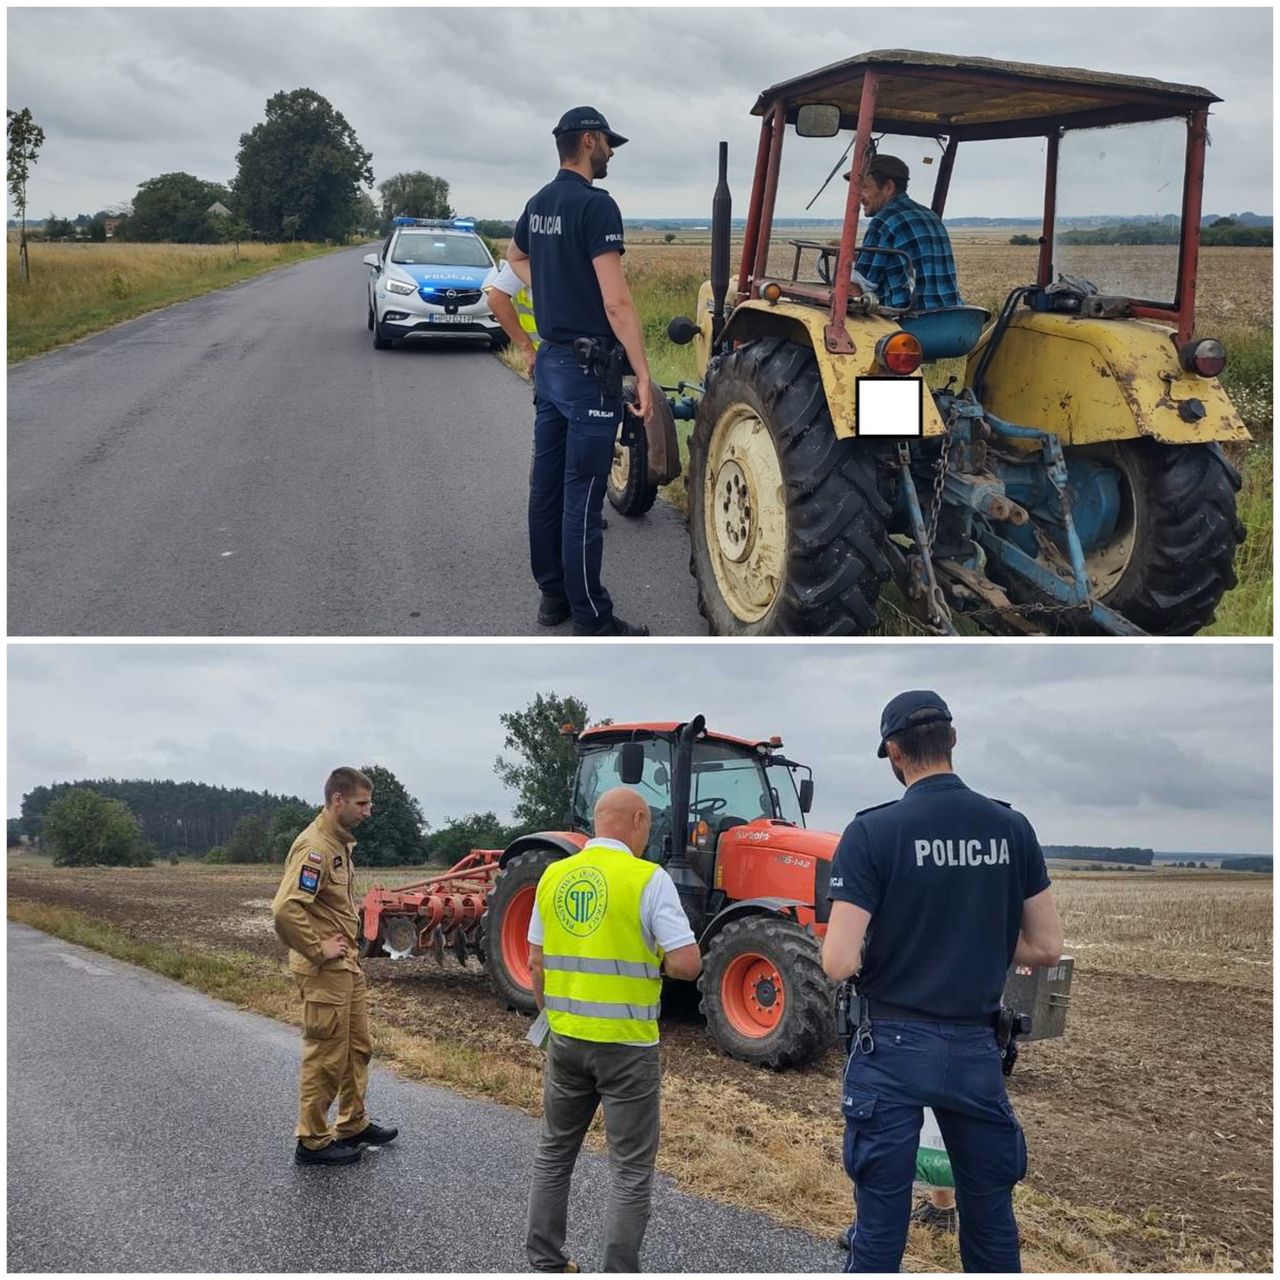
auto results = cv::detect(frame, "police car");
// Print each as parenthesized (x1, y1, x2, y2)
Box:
(363, 217, 502, 350)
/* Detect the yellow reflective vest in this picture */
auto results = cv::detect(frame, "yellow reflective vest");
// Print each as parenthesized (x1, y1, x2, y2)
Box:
(537, 843, 663, 1045)
(514, 287, 540, 348)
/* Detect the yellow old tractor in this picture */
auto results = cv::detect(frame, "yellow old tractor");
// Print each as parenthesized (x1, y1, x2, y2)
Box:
(661, 50, 1248, 636)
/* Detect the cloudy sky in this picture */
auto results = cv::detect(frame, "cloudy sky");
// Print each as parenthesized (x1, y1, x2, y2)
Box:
(6, 642, 1273, 855)
(6, 5, 1272, 221)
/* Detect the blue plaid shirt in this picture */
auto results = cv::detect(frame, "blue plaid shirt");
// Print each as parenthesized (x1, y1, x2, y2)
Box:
(854, 193, 961, 311)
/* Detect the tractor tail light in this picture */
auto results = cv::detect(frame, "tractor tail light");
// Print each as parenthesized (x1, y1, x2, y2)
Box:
(875, 332, 924, 375)
(1178, 338, 1227, 378)
(760, 281, 783, 304)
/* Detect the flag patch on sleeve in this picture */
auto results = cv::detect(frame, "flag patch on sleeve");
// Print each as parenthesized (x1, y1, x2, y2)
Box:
(306, 851, 324, 865)
(299, 867, 320, 893)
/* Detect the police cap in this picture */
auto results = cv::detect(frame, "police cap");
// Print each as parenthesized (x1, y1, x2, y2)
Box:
(843, 154, 910, 184)
(877, 690, 952, 757)
(553, 106, 628, 148)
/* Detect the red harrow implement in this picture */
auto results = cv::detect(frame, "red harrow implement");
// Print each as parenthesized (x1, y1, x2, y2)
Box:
(359, 849, 502, 966)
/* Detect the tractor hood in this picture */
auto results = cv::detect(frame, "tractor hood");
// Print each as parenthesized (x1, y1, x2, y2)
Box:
(714, 818, 838, 921)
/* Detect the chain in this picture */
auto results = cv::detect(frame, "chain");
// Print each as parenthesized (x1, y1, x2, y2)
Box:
(925, 416, 956, 548)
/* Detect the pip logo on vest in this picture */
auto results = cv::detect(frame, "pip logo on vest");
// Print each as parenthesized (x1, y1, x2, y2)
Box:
(553, 868, 608, 936)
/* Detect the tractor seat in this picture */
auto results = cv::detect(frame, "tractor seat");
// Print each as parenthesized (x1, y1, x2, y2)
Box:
(898, 306, 992, 361)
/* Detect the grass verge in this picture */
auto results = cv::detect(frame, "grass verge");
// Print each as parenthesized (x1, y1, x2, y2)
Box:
(10, 900, 1249, 1271)
(8, 240, 348, 363)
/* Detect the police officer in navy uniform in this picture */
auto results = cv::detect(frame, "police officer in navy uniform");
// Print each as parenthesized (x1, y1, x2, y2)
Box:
(506, 107, 652, 637)
(822, 691, 1064, 1273)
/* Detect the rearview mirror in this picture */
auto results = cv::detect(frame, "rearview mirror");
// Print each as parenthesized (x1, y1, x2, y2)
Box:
(618, 743, 646, 786)
(795, 104, 841, 138)
(798, 779, 814, 813)
(362, 253, 380, 268)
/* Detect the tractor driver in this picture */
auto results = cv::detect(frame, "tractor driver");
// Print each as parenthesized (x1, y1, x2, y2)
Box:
(821, 691, 1063, 1273)
(842, 154, 961, 313)
(271, 767, 399, 1166)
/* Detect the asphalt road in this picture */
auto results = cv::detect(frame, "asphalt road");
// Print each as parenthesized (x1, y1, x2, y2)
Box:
(7, 923, 838, 1272)
(7, 248, 704, 636)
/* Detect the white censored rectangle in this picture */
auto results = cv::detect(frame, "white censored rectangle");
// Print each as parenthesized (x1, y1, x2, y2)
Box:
(856, 377, 924, 437)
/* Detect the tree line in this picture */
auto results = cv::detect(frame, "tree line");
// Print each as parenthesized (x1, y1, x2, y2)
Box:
(8, 95, 470, 263)
(11, 692, 602, 871)
(1043, 845, 1155, 866)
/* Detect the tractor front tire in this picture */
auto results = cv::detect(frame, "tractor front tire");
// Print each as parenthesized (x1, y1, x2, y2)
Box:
(688, 338, 892, 635)
(607, 423, 659, 517)
(1089, 440, 1244, 635)
(699, 915, 835, 1069)
(483, 848, 560, 1013)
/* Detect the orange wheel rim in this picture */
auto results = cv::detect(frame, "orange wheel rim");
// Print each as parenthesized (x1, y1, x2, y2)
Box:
(721, 951, 784, 1037)
(501, 884, 535, 991)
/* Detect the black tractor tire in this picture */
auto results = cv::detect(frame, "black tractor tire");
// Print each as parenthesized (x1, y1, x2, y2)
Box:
(483, 847, 561, 1013)
(607, 424, 659, 517)
(687, 337, 893, 635)
(1089, 440, 1244, 635)
(699, 915, 835, 1069)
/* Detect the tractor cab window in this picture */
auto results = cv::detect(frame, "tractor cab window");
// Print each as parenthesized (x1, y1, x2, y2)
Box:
(766, 763, 806, 827)
(572, 739, 674, 862)
(1053, 118, 1185, 307)
(689, 743, 775, 840)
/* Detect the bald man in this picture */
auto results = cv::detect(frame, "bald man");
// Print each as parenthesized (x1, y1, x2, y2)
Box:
(525, 787, 702, 1273)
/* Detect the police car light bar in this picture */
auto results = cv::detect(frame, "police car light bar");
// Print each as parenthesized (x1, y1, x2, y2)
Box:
(392, 216, 477, 230)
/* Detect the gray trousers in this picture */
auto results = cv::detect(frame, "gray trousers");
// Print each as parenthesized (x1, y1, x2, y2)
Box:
(526, 1032, 662, 1273)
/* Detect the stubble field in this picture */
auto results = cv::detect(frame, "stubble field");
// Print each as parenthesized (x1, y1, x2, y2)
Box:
(8, 860, 1271, 1272)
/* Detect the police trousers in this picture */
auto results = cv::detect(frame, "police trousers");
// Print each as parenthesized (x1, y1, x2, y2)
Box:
(526, 1032, 661, 1272)
(295, 967, 371, 1149)
(842, 1020, 1027, 1274)
(530, 344, 622, 627)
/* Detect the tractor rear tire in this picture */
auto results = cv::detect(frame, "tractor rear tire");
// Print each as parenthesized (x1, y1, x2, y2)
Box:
(1087, 440, 1245, 635)
(483, 847, 560, 1013)
(699, 915, 835, 1069)
(687, 338, 893, 634)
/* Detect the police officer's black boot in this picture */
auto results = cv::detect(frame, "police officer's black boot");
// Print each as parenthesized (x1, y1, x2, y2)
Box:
(294, 1139, 362, 1166)
(538, 593, 572, 627)
(571, 614, 650, 637)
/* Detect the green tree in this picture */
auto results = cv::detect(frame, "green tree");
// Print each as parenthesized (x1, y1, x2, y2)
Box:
(7, 818, 24, 848)
(234, 88, 372, 242)
(268, 801, 316, 862)
(88, 215, 108, 242)
(354, 764, 428, 866)
(663, 232, 677, 244)
(494, 692, 609, 830)
(377, 171, 452, 229)
(424, 811, 519, 866)
(211, 211, 253, 258)
(42, 788, 152, 867)
(44, 212, 75, 240)
(353, 190, 380, 237)
(224, 812, 271, 863)
(7, 107, 45, 284)
(117, 172, 231, 243)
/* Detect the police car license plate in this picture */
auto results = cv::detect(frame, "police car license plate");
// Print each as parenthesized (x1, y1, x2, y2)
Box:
(428, 315, 472, 324)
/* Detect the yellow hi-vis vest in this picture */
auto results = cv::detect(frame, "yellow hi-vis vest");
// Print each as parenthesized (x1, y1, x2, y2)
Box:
(515, 287, 541, 349)
(537, 844, 663, 1045)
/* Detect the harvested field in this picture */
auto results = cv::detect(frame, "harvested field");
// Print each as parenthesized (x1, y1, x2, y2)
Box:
(7, 859, 1271, 1271)
(622, 239, 1272, 332)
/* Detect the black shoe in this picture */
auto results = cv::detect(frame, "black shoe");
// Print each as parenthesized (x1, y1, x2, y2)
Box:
(537, 593, 571, 627)
(338, 1120, 399, 1147)
(571, 615, 650, 637)
(911, 1200, 958, 1233)
(295, 1140, 362, 1166)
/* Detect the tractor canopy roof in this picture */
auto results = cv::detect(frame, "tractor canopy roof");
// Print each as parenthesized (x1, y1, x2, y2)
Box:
(752, 49, 1220, 141)
(579, 722, 777, 752)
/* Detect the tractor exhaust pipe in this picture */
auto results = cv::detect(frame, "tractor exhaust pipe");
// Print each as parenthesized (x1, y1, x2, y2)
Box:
(710, 142, 731, 348)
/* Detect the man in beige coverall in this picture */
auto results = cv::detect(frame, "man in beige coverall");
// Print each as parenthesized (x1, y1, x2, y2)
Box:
(272, 766, 399, 1166)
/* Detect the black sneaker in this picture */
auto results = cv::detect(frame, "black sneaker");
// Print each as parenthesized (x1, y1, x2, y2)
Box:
(571, 615, 650, 637)
(538, 594, 571, 627)
(911, 1200, 958, 1234)
(295, 1140, 362, 1166)
(337, 1120, 399, 1147)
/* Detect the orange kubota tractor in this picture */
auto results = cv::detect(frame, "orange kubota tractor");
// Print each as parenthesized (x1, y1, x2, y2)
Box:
(359, 715, 1071, 1069)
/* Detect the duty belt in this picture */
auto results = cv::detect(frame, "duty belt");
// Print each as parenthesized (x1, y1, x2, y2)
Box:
(866, 999, 996, 1027)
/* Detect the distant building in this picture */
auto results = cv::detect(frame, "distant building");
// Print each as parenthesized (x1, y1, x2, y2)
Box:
(103, 217, 123, 238)
(207, 201, 232, 218)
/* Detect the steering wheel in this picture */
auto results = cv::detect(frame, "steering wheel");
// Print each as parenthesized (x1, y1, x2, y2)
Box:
(691, 797, 727, 820)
